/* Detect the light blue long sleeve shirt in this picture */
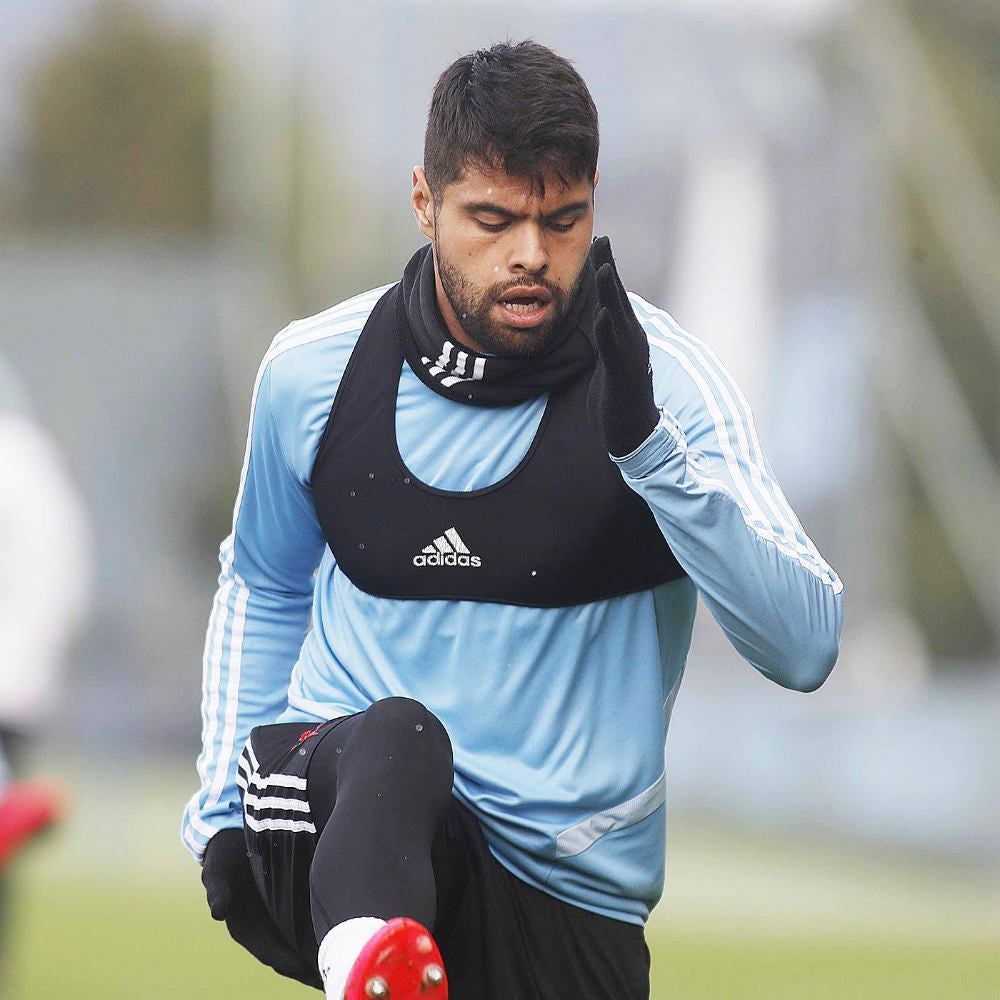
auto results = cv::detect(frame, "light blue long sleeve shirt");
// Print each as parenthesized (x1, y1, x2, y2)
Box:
(183, 283, 843, 925)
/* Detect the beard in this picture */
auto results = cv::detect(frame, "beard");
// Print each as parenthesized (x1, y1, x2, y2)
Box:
(435, 236, 585, 358)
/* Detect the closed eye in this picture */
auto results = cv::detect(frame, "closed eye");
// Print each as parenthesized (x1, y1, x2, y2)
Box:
(545, 206, 588, 232)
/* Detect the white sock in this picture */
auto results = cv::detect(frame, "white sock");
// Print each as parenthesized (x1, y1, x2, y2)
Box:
(318, 916, 387, 1000)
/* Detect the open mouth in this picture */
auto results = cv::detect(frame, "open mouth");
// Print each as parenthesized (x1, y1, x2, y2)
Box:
(497, 287, 552, 320)
(501, 294, 546, 312)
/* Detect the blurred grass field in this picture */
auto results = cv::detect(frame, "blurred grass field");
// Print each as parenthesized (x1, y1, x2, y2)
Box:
(4, 761, 999, 998)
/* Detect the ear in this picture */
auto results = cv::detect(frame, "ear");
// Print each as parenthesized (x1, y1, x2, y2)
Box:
(411, 167, 435, 239)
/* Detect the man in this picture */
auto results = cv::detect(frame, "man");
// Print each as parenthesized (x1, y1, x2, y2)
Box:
(0, 354, 90, 970)
(183, 40, 843, 1000)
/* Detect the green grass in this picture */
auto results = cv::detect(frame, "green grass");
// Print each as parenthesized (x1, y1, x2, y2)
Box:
(6, 874, 307, 998)
(6, 872, 999, 999)
(651, 933, 1000, 999)
(4, 763, 999, 997)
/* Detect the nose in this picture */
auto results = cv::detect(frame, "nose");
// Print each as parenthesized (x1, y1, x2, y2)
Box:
(509, 223, 548, 276)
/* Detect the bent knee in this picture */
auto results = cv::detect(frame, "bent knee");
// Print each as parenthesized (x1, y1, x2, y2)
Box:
(362, 697, 453, 768)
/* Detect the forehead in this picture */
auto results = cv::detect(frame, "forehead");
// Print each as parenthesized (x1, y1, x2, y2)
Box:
(442, 164, 594, 211)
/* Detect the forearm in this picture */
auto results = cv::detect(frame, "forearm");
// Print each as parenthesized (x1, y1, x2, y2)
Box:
(618, 417, 843, 691)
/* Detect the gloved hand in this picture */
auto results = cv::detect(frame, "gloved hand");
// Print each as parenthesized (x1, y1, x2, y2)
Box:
(202, 827, 323, 989)
(587, 236, 661, 457)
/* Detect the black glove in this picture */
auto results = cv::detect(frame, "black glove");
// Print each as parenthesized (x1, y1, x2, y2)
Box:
(201, 827, 323, 989)
(587, 236, 660, 457)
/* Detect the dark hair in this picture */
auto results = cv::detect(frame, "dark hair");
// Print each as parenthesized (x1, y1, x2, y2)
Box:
(424, 40, 599, 200)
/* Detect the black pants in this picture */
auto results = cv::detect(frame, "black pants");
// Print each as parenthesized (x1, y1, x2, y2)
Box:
(239, 698, 650, 1000)
(0, 728, 29, 971)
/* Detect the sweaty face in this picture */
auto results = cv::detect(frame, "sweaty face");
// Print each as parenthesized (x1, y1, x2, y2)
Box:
(422, 166, 596, 357)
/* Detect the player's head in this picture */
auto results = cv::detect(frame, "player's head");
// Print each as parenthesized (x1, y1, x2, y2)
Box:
(422, 40, 599, 202)
(413, 41, 599, 358)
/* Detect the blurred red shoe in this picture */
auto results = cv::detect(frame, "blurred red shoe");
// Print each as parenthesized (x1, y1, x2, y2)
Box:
(0, 780, 64, 869)
(344, 918, 447, 1000)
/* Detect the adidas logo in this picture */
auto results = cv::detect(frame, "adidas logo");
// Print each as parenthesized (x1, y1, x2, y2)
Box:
(412, 527, 483, 568)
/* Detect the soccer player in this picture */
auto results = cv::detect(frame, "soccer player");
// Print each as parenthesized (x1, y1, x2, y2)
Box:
(0, 355, 89, 969)
(184, 40, 843, 1000)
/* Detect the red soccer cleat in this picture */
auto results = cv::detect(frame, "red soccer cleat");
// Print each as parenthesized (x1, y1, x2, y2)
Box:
(0, 780, 64, 869)
(344, 917, 447, 1000)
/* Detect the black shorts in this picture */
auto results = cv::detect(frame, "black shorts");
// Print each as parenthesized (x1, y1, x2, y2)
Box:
(239, 719, 650, 1000)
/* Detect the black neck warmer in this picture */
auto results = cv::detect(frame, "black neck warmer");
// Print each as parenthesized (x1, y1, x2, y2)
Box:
(397, 243, 596, 406)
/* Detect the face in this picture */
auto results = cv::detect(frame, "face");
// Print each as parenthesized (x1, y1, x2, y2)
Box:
(411, 163, 597, 357)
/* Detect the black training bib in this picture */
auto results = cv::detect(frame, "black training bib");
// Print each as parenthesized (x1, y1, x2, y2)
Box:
(311, 284, 684, 607)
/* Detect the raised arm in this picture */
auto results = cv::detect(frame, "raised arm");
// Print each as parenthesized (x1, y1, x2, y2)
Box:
(588, 237, 843, 691)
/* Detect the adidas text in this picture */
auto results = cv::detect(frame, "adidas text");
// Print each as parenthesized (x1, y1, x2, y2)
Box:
(412, 552, 482, 568)
(412, 527, 483, 569)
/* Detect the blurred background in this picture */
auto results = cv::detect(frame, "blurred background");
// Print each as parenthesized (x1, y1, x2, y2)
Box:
(0, 0, 998, 996)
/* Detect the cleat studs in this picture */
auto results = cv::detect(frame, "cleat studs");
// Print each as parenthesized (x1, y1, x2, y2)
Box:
(365, 976, 390, 999)
(415, 934, 433, 954)
(422, 964, 444, 989)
